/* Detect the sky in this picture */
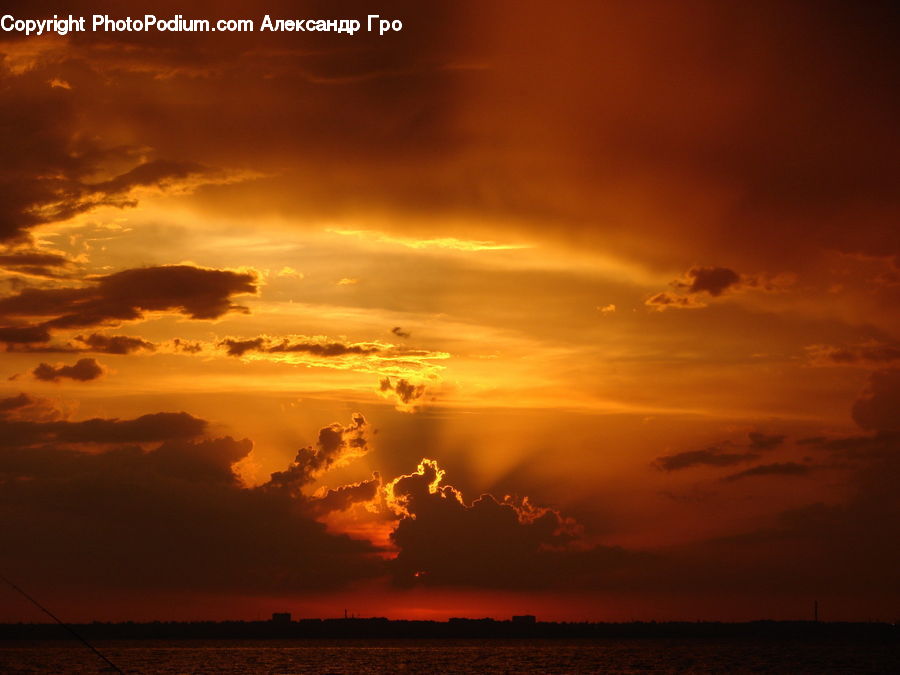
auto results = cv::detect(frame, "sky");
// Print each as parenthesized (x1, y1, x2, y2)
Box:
(1, 0, 898, 623)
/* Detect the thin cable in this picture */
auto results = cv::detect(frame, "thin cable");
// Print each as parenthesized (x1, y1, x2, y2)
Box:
(0, 573, 124, 674)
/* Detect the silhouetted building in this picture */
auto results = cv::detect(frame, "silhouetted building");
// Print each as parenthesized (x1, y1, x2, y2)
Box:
(512, 615, 536, 624)
(270, 612, 291, 624)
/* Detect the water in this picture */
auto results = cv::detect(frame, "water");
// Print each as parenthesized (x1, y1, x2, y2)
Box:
(1, 638, 898, 673)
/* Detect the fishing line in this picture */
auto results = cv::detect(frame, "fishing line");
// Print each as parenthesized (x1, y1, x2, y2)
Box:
(0, 573, 124, 673)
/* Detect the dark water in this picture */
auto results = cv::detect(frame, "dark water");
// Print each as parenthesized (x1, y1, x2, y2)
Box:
(1, 638, 898, 674)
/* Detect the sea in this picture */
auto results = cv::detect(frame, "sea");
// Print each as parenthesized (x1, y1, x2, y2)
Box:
(1, 638, 898, 673)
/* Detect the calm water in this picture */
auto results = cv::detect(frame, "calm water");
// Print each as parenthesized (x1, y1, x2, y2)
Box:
(1, 638, 898, 673)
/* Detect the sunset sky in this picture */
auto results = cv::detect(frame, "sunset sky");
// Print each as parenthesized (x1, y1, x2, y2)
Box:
(1, 0, 898, 623)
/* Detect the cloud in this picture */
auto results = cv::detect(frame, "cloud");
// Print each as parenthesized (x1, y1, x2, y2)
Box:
(0, 407, 379, 594)
(220, 336, 381, 358)
(46, 157, 210, 224)
(329, 229, 532, 252)
(677, 266, 742, 297)
(379, 377, 427, 411)
(311, 474, 381, 515)
(796, 433, 894, 460)
(0, 250, 71, 277)
(276, 266, 303, 279)
(0, 63, 214, 244)
(0, 392, 62, 423)
(806, 343, 900, 367)
(655, 432, 787, 473)
(646, 266, 747, 311)
(6, 333, 156, 354)
(170, 338, 204, 354)
(0, 392, 37, 416)
(218, 337, 266, 356)
(32, 357, 104, 382)
(379, 459, 650, 591)
(0, 51, 260, 251)
(722, 462, 812, 482)
(646, 266, 791, 310)
(793, 371, 900, 462)
(74, 333, 156, 354)
(215, 335, 448, 381)
(652, 368, 900, 600)
(0, 324, 51, 344)
(4, 1, 896, 278)
(264, 414, 369, 495)
(654, 446, 759, 471)
(391, 326, 411, 338)
(644, 292, 708, 311)
(852, 369, 900, 433)
(662, 447, 900, 600)
(0, 265, 257, 343)
(146, 436, 255, 485)
(748, 432, 786, 451)
(384, 458, 597, 588)
(0, 405, 208, 449)
(0, 1, 895, 609)
(0, 62, 226, 245)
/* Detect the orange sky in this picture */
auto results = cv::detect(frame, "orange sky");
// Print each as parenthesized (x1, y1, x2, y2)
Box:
(1, 0, 898, 623)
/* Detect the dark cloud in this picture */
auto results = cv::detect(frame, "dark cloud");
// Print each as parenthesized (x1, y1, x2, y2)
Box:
(171, 338, 203, 354)
(146, 436, 254, 485)
(89, 159, 208, 195)
(0, 392, 32, 415)
(657, 431, 786, 472)
(2, 1, 897, 274)
(653, 366, 900, 602)
(0, 0, 896, 610)
(379, 377, 427, 407)
(0, 406, 207, 448)
(806, 343, 900, 367)
(382, 459, 653, 591)
(8, 333, 156, 355)
(654, 446, 759, 471)
(219, 337, 265, 357)
(220, 336, 380, 358)
(0, 60, 212, 243)
(0, 64, 91, 244)
(386, 459, 594, 588)
(797, 433, 895, 460)
(722, 462, 812, 482)
(0, 250, 71, 277)
(0, 385, 893, 602)
(748, 431, 786, 451)
(852, 369, 900, 433)
(33, 357, 104, 382)
(646, 265, 784, 310)
(644, 292, 706, 310)
(0, 70, 211, 243)
(75, 333, 155, 354)
(311, 474, 381, 515)
(658, 448, 900, 603)
(0, 392, 60, 423)
(264, 414, 369, 495)
(0, 252, 70, 267)
(793, 371, 900, 462)
(0, 265, 257, 341)
(678, 267, 741, 297)
(0, 324, 51, 344)
(0, 411, 379, 593)
(391, 326, 411, 338)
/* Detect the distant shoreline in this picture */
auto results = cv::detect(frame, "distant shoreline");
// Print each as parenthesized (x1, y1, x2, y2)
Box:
(2, 619, 897, 642)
